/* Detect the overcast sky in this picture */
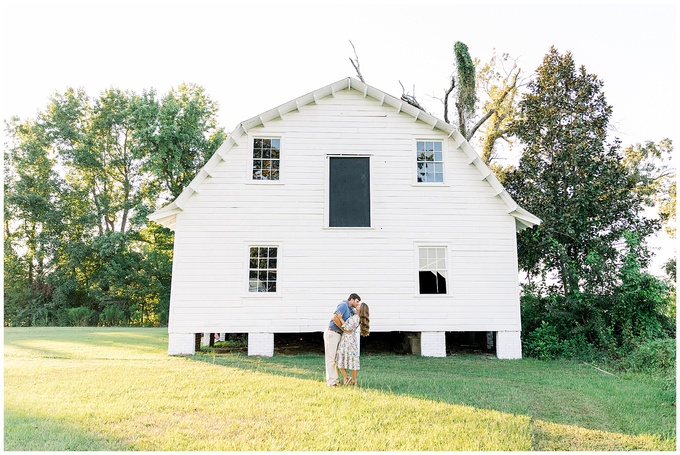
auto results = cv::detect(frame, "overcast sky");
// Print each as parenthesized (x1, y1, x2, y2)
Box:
(2, 1, 677, 142)
(1, 0, 677, 271)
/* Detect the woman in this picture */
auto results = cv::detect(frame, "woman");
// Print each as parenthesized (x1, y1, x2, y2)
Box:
(334, 302, 370, 386)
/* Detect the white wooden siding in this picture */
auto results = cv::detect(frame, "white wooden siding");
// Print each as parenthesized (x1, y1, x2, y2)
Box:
(167, 89, 521, 334)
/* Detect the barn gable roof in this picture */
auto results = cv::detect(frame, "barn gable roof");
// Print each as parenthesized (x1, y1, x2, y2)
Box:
(149, 77, 540, 231)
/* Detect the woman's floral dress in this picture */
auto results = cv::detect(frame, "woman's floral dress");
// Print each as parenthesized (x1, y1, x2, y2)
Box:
(335, 314, 360, 370)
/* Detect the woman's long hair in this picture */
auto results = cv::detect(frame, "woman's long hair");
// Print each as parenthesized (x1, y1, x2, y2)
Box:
(359, 303, 370, 337)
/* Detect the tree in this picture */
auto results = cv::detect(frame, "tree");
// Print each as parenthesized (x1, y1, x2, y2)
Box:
(622, 139, 675, 237)
(475, 50, 523, 165)
(441, 41, 477, 138)
(506, 47, 658, 297)
(349, 41, 523, 162)
(508, 48, 675, 357)
(140, 83, 226, 202)
(4, 83, 224, 327)
(4, 117, 66, 325)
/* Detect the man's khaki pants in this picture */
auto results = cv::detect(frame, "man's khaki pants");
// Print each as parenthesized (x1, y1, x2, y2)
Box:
(323, 328, 342, 386)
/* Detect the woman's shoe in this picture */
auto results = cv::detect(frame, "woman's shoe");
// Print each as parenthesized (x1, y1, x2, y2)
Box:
(343, 376, 352, 386)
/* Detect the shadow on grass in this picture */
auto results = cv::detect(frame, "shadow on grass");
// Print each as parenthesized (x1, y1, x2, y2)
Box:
(4, 407, 133, 451)
(5, 327, 169, 360)
(191, 350, 676, 447)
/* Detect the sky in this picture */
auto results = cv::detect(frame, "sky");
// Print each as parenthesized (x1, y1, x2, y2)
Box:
(1, 0, 678, 272)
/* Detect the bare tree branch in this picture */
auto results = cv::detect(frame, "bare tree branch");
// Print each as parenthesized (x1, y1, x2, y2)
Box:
(443, 74, 455, 124)
(348, 40, 365, 83)
(467, 108, 495, 141)
(399, 81, 425, 111)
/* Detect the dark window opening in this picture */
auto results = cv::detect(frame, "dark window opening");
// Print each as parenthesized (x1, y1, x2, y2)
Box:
(418, 246, 447, 295)
(418, 271, 447, 294)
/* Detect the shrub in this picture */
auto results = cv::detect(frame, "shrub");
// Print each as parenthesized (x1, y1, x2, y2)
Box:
(99, 305, 127, 327)
(621, 338, 676, 374)
(523, 322, 569, 360)
(60, 306, 98, 327)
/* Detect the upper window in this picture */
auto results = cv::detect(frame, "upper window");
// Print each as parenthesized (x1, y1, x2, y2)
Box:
(416, 141, 443, 183)
(418, 246, 447, 294)
(252, 138, 280, 181)
(248, 247, 278, 293)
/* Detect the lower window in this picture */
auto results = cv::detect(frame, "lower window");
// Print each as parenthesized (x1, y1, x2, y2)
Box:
(418, 246, 447, 294)
(248, 247, 277, 292)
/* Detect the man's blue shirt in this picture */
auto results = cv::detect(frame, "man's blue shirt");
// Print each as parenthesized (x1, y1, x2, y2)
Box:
(329, 301, 351, 332)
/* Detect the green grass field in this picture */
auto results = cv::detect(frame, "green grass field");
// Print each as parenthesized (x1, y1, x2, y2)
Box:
(4, 327, 676, 451)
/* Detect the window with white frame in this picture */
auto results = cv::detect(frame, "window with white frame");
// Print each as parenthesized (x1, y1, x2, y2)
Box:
(416, 140, 443, 183)
(252, 138, 280, 181)
(418, 246, 447, 294)
(248, 247, 278, 292)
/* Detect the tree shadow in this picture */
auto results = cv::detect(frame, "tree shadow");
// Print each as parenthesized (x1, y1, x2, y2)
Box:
(4, 406, 133, 451)
(191, 345, 676, 445)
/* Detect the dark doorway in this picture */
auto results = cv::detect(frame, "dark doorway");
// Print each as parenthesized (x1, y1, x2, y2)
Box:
(329, 157, 370, 227)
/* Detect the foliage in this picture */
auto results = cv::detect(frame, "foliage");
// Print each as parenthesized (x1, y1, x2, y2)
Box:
(510, 47, 675, 364)
(507, 47, 659, 297)
(475, 50, 523, 165)
(453, 41, 476, 137)
(521, 234, 675, 360)
(620, 338, 676, 374)
(622, 139, 676, 237)
(523, 321, 569, 360)
(4, 84, 224, 327)
(58, 306, 99, 327)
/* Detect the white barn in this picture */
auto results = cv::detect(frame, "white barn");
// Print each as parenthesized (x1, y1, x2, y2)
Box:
(149, 77, 540, 359)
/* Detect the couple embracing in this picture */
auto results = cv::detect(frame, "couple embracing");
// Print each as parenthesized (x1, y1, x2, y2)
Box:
(323, 293, 370, 387)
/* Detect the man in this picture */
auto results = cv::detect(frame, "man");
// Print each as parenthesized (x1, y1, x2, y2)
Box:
(324, 293, 361, 386)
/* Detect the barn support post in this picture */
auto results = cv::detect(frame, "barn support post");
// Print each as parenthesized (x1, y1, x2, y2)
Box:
(496, 331, 522, 359)
(420, 331, 446, 357)
(168, 333, 196, 356)
(248, 332, 274, 357)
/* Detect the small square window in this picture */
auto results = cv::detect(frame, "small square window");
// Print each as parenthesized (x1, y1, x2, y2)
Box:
(418, 247, 447, 294)
(248, 246, 278, 292)
(416, 141, 444, 183)
(252, 138, 280, 181)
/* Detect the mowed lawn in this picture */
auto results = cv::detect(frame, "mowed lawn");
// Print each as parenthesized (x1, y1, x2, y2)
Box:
(4, 327, 676, 451)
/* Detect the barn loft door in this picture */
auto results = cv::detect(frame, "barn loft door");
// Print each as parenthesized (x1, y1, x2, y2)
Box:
(329, 157, 370, 227)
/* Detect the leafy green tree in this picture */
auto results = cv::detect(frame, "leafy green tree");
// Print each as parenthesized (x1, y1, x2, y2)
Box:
(4, 83, 223, 327)
(4, 117, 66, 325)
(507, 47, 674, 359)
(47, 88, 149, 234)
(506, 47, 658, 297)
(140, 83, 226, 202)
